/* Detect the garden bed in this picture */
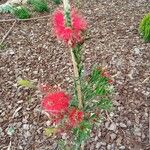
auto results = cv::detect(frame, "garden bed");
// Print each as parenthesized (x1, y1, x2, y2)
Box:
(0, 0, 150, 149)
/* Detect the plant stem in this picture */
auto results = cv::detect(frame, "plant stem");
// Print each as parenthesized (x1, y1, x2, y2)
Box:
(62, 0, 83, 109)
(70, 48, 83, 109)
(62, 0, 71, 26)
(63, 0, 70, 11)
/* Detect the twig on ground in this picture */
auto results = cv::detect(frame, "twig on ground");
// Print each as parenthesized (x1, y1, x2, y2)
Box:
(12, 106, 22, 118)
(7, 141, 11, 150)
(112, 71, 121, 78)
(0, 20, 16, 45)
(0, 15, 51, 23)
(142, 76, 150, 83)
(105, 110, 113, 122)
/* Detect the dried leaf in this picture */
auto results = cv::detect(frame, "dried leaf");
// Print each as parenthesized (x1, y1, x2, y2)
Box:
(44, 127, 58, 137)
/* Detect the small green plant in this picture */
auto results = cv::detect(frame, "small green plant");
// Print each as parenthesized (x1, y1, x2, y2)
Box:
(52, 0, 62, 5)
(0, 3, 13, 13)
(29, 0, 49, 12)
(12, 6, 30, 19)
(139, 12, 150, 42)
(18, 79, 35, 88)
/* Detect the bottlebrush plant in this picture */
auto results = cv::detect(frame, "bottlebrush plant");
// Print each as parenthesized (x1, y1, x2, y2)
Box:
(46, 1, 114, 148)
(139, 12, 150, 42)
(18, 0, 114, 149)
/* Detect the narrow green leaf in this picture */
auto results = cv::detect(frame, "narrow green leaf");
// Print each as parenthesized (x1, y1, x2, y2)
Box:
(52, 0, 62, 5)
(12, 6, 30, 19)
(29, 0, 49, 12)
(139, 13, 150, 42)
(98, 98, 113, 110)
(73, 121, 92, 145)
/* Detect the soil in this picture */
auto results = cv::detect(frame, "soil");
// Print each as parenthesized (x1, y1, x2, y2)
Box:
(0, 0, 150, 150)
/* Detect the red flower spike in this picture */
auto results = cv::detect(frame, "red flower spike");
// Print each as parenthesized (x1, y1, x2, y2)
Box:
(52, 9, 87, 46)
(97, 67, 113, 83)
(108, 79, 113, 84)
(69, 108, 83, 127)
(101, 69, 111, 78)
(101, 68, 113, 84)
(41, 92, 70, 114)
(71, 10, 87, 31)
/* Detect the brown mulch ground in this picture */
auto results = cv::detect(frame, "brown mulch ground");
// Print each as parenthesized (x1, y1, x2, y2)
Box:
(0, 0, 150, 149)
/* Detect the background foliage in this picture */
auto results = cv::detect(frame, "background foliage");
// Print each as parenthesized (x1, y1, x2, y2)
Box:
(139, 12, 150, 42)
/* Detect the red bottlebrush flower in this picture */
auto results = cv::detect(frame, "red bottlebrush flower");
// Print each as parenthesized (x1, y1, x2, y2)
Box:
(41, 92, 70, 114)
(101, 69, 113, 83)
(52, 9, 87, 46)
(97, 67, 113, 84)
(71, 9, 87, 31)
(69, 108, 83, 127)
(101, 69, 111, 78)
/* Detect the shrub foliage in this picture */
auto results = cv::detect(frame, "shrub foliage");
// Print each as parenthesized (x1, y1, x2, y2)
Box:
(12, 6, 30, 19)
(139, 12, 150, 42)
(52, 0, 62, 5)
(28, 0, 49, 12)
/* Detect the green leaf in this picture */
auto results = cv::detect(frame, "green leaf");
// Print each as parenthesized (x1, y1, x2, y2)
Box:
(29, 0, 49, 12)
(80, 120, 92, 129)
(139, 12, 150, 42)
(82, 66, 113, 112)
(70, 97, 78, 107)
(52, 0, 62, 5)
(90, 68, 100, 82)
(95, 87, 107, 95)
(97, 98, 113, 110)
(89, 113, 96, 119)
(73, 121, 92, 145)
(18, 79, 34, 88)
(83, 67, 111, 99)
(12, 6, 30, 19)
(44, 127, 58, 137)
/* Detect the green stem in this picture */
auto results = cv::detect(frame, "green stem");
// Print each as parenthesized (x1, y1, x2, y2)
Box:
(62, 0, 71, 26)
(70, 48, 83, 109)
